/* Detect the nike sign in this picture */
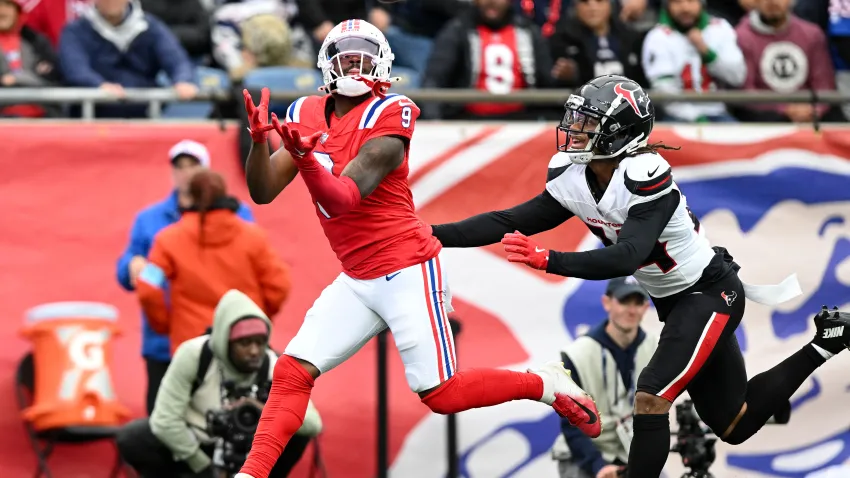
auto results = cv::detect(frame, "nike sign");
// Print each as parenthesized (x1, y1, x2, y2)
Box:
(386, 272, 401, 281)
(648, 165, 660, 177)
(535, 247, 546, 253)
(569, 397, 598, 424)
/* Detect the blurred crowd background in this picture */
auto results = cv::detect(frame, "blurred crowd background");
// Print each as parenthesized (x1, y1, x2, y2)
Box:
(0, 0, 847, 123)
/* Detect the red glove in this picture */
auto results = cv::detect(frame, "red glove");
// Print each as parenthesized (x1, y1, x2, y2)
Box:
(501, 231, 549, 270)
(243, 87, 274, 143)
(269, 113, 324, 164)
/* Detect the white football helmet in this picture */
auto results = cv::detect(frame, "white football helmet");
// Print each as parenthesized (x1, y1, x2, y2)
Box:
(317, 19, 395, 97)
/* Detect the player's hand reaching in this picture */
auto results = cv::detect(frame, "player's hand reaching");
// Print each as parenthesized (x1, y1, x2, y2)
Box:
(269, 113, 324, 165)
(501, 231, 549, 271)
(243, 87, 274, 143)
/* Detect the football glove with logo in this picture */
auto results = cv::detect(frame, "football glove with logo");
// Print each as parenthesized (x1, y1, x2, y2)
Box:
(243, 87, 274, 143)
(501, 231, 549, 270)
(269, 113, 324, 162)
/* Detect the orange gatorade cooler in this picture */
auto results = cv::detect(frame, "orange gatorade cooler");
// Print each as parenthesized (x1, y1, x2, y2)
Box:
(20, 302, 131, 431)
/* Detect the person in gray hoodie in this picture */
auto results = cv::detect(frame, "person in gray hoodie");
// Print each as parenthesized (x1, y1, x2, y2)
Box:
(116, 289, 322, 478)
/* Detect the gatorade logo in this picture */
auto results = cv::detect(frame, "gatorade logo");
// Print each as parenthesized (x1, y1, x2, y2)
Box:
(58, 326, 115, 401)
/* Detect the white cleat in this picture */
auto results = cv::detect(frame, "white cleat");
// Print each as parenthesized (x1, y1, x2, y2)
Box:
(530, 361, 602, 438)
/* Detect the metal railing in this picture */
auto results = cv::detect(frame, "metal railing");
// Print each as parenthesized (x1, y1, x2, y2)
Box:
(0, 87, 847, 120)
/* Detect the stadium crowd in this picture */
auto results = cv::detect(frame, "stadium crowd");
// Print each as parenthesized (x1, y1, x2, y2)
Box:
(0, 0, 847, 122)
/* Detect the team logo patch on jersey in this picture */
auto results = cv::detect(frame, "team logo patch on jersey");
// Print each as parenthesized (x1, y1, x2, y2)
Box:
(721, 290, 737, 306)
(320, 132, 329, 144)
(613, 83, 651, 118)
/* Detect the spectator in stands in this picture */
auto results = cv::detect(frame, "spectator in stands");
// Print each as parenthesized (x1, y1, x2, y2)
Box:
(642, 0, 746, 122)
(211, 0, 313, 83)
(116, 140, 254, 415)
(829, 0, 850, 120)
(0, 0, 62, 117)
(135, 169, 291, 356)
(58, 0, 198, 118)
(422, 0, 554, 120)
(514, 0, 570, 37)
(735, 0, 838, 123)
(549, 0, 647, 88)
(24, 0, 91, 47)
(551, 277, 657, 478)
(705, 0, 753, 25)
(140, 0, 211, 60)
(117, 290, 322, 478)
(296, 0, 374, 47)
(372, 0, 471, 75)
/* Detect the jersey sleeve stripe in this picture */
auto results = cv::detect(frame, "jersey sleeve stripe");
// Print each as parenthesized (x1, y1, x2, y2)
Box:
(625, 168, 672, 197)
(285, 96, 308, 123)
(360, 94, 402, 129)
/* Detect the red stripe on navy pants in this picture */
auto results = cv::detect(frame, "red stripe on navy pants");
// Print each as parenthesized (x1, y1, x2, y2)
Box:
(657, 312, 730, 402)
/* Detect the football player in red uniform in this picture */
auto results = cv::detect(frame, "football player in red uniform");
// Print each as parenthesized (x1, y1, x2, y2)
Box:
(235, 19, 601, 478)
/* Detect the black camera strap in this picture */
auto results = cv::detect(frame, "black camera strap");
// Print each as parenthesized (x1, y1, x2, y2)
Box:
(191, 339, 272, 396)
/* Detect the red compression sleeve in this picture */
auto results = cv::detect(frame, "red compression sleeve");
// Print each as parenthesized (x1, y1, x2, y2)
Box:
(298, 158, 361, 217)
(239, 355, 314, 478)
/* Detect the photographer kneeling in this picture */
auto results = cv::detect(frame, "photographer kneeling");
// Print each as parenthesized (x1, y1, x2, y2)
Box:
(117, 289, 322, 477)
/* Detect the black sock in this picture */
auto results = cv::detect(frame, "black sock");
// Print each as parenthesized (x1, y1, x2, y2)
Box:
(627, 413, 669, 478)
(724, 344, 825, 444)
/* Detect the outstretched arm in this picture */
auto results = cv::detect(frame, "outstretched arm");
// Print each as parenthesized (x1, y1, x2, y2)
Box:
(342, 136, 406, 197)
(432, 190, 574, 248)
(245, 142, 300, 205)
(291, 135, 405, 218)
(504, 191, 680, 279)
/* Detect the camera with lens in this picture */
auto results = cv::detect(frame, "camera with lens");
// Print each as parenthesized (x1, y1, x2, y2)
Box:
(206, 379, 272, 474)
(670, 399, 716, 478)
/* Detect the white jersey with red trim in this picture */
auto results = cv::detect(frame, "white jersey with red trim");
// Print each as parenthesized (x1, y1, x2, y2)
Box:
(545, 152, 715, 298)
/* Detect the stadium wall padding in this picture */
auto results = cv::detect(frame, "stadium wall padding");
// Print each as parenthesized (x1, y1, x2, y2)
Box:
(0, 122, 849, 478)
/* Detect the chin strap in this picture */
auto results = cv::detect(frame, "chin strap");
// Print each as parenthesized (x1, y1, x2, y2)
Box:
(319, 76, 400, 99)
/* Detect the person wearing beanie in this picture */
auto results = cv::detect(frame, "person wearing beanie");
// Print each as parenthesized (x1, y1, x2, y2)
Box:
(116, 139, 254, 415)
(641, 0, 747, 122)
(117, 289, 322, 478)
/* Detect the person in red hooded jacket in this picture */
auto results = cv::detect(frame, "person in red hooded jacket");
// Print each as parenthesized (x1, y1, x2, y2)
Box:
(0, 0, 60, 117)
(136, 170, 292, 354)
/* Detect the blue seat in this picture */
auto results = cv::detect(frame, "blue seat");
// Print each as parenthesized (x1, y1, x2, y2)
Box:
(161, 66, 230, 119)
(242, 67, 324, 118)
(391, 66, 421, 89)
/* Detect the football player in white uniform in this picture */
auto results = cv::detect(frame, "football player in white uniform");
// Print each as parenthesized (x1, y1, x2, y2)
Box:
(431, 75, 850, 477)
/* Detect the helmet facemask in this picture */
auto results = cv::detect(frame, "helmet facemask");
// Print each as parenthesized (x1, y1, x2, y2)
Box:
(318, 36, 393, 97)
(556, 94, 649, 165)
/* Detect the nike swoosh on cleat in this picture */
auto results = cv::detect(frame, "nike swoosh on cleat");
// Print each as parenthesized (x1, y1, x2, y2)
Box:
(648, 165, 660, 177)
(569, 396, 598, 424)
(386, 272, 401, 281)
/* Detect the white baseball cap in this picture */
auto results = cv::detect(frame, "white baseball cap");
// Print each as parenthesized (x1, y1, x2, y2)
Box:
(168, 139, 210, 167)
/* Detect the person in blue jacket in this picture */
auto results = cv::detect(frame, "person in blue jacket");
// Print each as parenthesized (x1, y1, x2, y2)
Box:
(116, 139, 254, 414)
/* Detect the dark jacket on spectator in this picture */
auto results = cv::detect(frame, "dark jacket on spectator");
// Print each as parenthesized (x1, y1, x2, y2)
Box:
(549, 16, 647, 88)
(58, 1, 195, 117)
(140, 0, 211, 58)
(385, 0, 471, 38)
(0, 17, 62, 117)
(295, 0, 367, 32)
(422, 8, 554, 119)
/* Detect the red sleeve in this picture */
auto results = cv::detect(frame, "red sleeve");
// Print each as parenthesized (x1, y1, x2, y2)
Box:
(362, 96, 420, 144)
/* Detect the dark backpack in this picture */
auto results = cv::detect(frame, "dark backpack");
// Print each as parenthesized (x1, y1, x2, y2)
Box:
(190, 335, 271, 395)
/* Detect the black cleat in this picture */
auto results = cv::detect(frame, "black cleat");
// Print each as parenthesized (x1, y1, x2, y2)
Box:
(811, 306, 850, 355)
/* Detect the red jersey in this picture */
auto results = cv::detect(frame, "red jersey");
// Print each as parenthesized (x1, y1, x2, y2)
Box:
(284, 93, 441, 280)
(466, 25, 527, 116)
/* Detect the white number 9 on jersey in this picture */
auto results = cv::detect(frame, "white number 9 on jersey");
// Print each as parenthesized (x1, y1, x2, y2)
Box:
(401, 106, 411, 128)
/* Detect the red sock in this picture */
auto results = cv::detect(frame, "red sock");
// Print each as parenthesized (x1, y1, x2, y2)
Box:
(421, 368, 544, 415)
(240, 355, 314, 478)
